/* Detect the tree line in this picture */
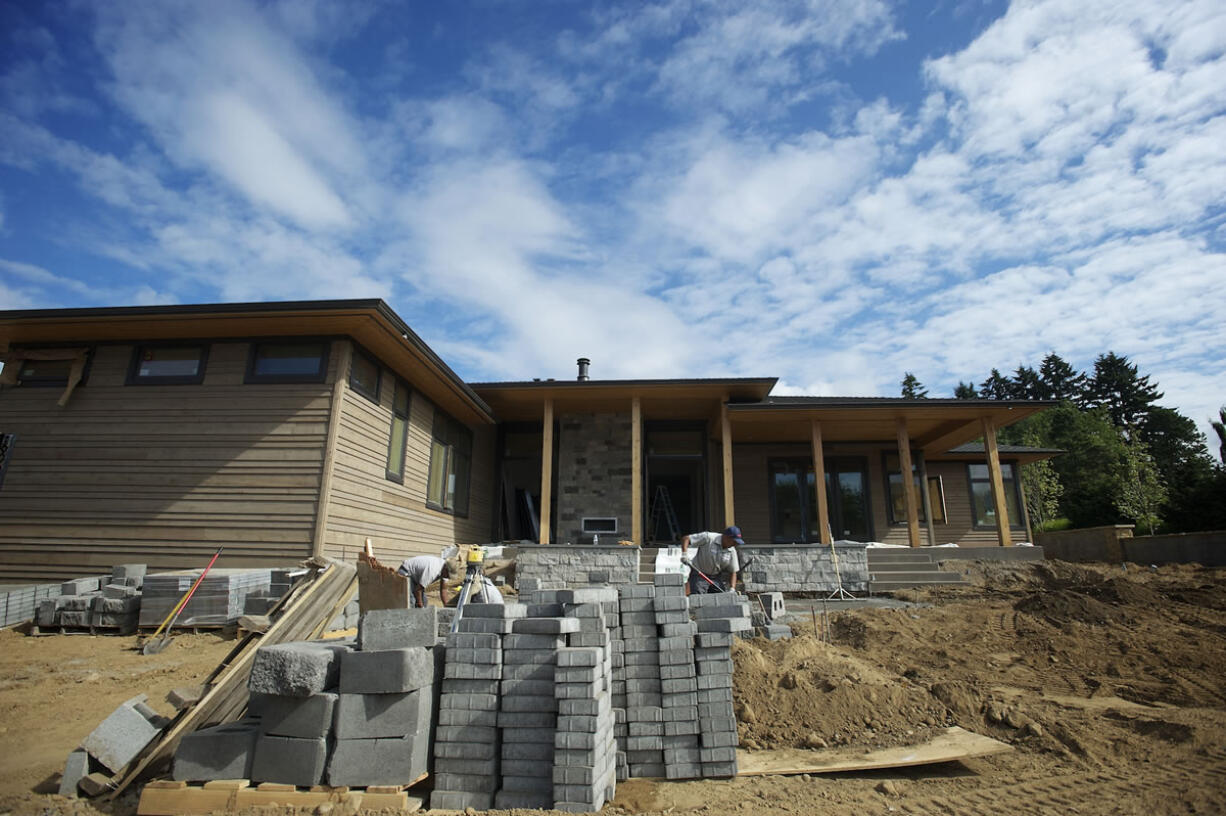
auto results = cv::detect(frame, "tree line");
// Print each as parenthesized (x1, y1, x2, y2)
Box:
(900, 352, 1226, 535)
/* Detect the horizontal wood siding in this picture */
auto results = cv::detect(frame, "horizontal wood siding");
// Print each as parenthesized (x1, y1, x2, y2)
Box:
(0, 342, 334, 582)
(321, 350, 494, 566)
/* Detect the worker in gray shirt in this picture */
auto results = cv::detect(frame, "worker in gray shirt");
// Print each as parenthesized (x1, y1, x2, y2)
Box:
(397, 555, 453, 608)
(680, 526, 745, 595)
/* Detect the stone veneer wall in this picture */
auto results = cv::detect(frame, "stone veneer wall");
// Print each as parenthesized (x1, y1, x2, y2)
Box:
(555, 412, 634, 545)
(515, 545, 642, 588)
(738, 544, 869, 593)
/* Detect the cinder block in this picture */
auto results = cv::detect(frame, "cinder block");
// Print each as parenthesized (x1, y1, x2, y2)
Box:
(327, 733, 429, 786)
(80, 695, 163, 773)
(59, 749, 89, 796)
(340, 647, 434, 693)
(249, 641, 349, 697)
(357, 607, 438, 650)
(249, 691, 336, 738)
(251, 735, 327, 786)
(333, 688, 430, 739)
(173, 721, 258, 781)
(512, 617, 581, 634)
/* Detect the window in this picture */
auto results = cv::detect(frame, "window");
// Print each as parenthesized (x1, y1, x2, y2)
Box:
(385, 380, 410, 483)
(349, 347, 380, 403)
(427, 407, 472, 515)
(967, 462, 1024, 529)
(884, 453, 927, 524)
(127, 344, 208, 385)
(15, 358, 74, 386)
(245, 341, 329, 383)
(767, 457, 873, 542)
(0, 433, 14, 490)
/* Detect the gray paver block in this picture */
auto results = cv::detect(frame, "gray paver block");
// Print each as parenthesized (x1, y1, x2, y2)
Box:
(660, 664, 696, 680)
(172, 721, 258, 781)
(249, 641, 349, 697)
(445, 631, 501, 649)
(503, 633, 565, 650)
(499, 726, 557, 743)
(59, 749, 89, 797)
(438, 692, 498, 710)
(502, 741, 555, 760)
(435, 725, 497, 743)
(431, 790, 495, 809)
(443, 661, 502, 680)
(434, 740, 497, 760)
(80, 695, 163, 773)
(661, 705, 698, 722)
(557, 647, 601, 667)
(61, 577, 102, 595)
(357, 607, 438, 651)
(702, 760, 738, 777)
(701, 730, 738, 747)
(327, 732, 429, 786)
(499, 710, 558, 728)
(502, 678, 556, 696)
(339, 646, 434, 693)
(433, 769, 499, 790)
(659, 622, 698, 638)
(251, 735, 327, 786)
(695, 631, 734, 648)
(333, 688, 430, 739)
(441, 677, 500, 694)
(512, 617, 581, 634)
(653, 573, 684, 587)
(495, 790, 553, 809)
(502, 694, 560, 712)
(696, 617, 752, 632)
(436, 707, 498, 727)
(248, 691, 337, 739)
(456, 616, 515, 634)
(502, 774, 554, 793)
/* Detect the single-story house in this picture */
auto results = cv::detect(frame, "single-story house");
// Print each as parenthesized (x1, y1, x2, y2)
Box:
(0, 300, 1055, 583)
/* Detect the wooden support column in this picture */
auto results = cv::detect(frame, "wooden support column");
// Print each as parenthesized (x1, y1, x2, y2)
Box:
(981, 416, 1013, 547)
(721, 396, 735, 527)
(895, 417, 922, 548)
(631, 397, 643, 546)
(917, 452, 937, 547)
(810, 419, 832, 545)
(539, 399, 554, 545)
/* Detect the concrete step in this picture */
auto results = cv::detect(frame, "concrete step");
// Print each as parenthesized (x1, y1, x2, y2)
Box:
(866, 551, 936, 564)
(869, 570, 966, 583)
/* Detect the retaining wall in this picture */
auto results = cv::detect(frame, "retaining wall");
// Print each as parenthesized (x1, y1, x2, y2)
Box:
(738, 544, 869, 594)
(1035, 525, 1133, 562)
(1121, 531, 1226, 567)
(514, 544, 641, 588)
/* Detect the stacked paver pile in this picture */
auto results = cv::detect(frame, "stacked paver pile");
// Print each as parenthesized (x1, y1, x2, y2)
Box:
(36, 565, 146, 632)
(172, 607, 438, 787)
(140, 568, 272, 628)
(433, 576, 741, 812)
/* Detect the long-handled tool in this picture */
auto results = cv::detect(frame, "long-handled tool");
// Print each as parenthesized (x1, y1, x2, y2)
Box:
(681, 556, 727, 593)
(141, 547, 223, 655)
(449, 546, 485, 634)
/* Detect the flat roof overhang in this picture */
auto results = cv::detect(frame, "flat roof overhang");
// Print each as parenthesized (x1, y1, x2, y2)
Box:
(726, 399, 1056, 453)
(0, 299, 494, 426)
(472, 378, 777, 422)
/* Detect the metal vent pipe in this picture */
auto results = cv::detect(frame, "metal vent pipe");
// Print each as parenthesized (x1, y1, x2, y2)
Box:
(577, 357, 590, 381)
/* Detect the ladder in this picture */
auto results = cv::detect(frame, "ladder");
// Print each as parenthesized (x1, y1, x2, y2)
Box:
(648, 485, 681, 543)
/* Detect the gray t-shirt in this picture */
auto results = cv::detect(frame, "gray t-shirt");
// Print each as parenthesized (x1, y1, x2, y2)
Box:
(688, 531, 739, 576)
(397, 555, 444, 588)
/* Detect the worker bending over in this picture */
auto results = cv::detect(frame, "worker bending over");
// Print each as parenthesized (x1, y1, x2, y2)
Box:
(680, 526, 745, 595)
(397, 555, 453, 608)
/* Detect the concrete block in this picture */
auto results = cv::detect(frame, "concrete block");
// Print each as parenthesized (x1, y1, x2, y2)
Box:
(512, 617, 581, 634)
(696, 673, 733, 690)
(443, 661, 502, 680)
(757, 623, 793, 640)
(445, 646, 503, 665)
(61, 577, 102, 595)
(664, 720, 700, 736)
(249, 691, 337, 738)
(558, 587, 619, 604)
(702, 760, 738, 777)
(556, 667, 600, 684)
(502, 774, 553, 793)
(556, 679, 602, 699)
(111, 564, 147, 587)
(700, 746, 737, 763)
(333, 688, 430, 739)
(701, 730, 738, 747)
(456, 616, 515, 634)
(629, 722, 664, 737)
(557, 714, 601, 732)
(501, 678, 556, 697)
(60, 610, 91, 627)
(699, 701, 736, 719)
(629, 762, 666, 778)
(557, 647, 601, 667)
(695, 631, 734, 648)
(435, 725, 497, 743)
(503, 633, 566, 650)
(59, 749, 89, 797)
(697, 617, 752, 633)
(251, 735, 327, 786)
(559, 695, 611, 717)
(696, 658, 734, 675)
(430, 791, 494, 810)
(502, 662, 555, 681)
(499, 711, 558, 728)
(340, 647, 434, 693)
(80, 695, 163, 773)
(445, 631, 501, 649)
(697, 687, 733, 704)
(438, 692, 498, 710)
(502, 741, 555, 760)
(434, 741, 497, 760)
(357, 607, 438, 650)
(665, 762, 703, 780)
(659, 622, 698, 638)
(327, 733, 429, 786)
(500, 726, 557, 744)
(503, 649, 558, 665)
(658, 649, 695, 666)
(461, 601, 527, 618)
(436, 707, 498, 727)
(662, 678, 697, 694)
(36, 599, 58, 628)
(172, 721, 258, 781)
(495, 790, 553, 809)
(661, 705, 698, 722)
(102, 584, 140, 599)
(59, 595, 92, 610)
(661, 692, 699, 708)
(441, 677, 500, 694)
(660, 664, 696, 680)
(434, 770, 499, 791)
(653, 573, 684, 587)
(249, 641, 349, 697)
(568, 632, 611, 648)
(502, 694, 560, 712)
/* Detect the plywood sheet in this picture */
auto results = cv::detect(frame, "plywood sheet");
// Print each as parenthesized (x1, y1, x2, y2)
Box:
(736, 727, 1012, 777)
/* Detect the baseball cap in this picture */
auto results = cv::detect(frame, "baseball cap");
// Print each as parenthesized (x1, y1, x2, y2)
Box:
(723, 526, 746, 546)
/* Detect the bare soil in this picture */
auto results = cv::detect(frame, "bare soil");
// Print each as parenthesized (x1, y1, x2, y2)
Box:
(2, 560, 1225, 816)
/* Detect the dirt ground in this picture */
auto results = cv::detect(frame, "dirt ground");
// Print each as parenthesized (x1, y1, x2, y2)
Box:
(2, 560, 1225, 816)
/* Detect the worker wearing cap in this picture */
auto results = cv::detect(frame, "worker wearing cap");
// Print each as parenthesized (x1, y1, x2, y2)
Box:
(397, 555, 453, 608)
(680, 526, 744, 595)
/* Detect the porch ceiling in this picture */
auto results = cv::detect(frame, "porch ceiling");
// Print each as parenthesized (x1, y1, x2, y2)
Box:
(473, 379, 776, 422)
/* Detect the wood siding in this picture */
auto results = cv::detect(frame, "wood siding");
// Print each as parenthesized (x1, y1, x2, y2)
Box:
(320, 342, 495, 566)
(0, 342, 334, 583)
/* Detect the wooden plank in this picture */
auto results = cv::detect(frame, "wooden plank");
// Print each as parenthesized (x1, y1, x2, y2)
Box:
(810, 419, 831, 545)
(980, 416, 1012, 546)
(631, 396, 642, 546)
(721, 396, 734, 527)
(201, 779, 249, 790)
(895, 417, 922, 548)
(312, 341, 351, 556)
(735, 727, 1012, 777)
(539, 398, 553, 545)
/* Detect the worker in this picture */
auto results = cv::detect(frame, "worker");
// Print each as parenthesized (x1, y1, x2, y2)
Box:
(680, 526, 745, 595)
(396, 555, 453, 608)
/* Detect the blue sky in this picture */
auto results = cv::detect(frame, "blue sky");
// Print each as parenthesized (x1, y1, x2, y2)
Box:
(1, 0, 1224, 435)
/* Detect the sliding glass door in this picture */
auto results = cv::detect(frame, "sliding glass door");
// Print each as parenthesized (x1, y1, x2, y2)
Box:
(769, 457, 872, 543)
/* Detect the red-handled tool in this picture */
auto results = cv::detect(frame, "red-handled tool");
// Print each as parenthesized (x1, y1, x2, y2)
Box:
(141, 547, 223, 655)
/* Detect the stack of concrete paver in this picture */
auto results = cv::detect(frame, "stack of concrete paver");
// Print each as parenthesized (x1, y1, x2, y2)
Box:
(36, 565, 147, 632)
(140, 568, 271, 628)
(172, 607, 438, 787)
(497, 610, 566, 809)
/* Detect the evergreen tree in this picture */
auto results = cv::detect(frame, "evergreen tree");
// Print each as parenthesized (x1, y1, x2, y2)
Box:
(979, 368, 1012, 400)
(954, 381, 978, 399)
(900, 372, 928, 399)
(1086, 352, 1163, 427)
(1038, 352, 1086, 403)
(1116, 428, 1167, 535)
(1012, 365, 1043, 400)
(1212, 407, 1226, 465)
(1041, 403, 1129, 526)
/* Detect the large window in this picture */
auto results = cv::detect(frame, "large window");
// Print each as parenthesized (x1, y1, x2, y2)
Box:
(427, 407, 472, 515)
(883, 453, 947, 524)
(15, 358, 74, 386)
(967, 462, 1024, 529)
(349, 347, 381, 403)
(768, 457, 872, 543)
(245, 341, 329, 383)
(385, 380, 410, 483)
(127, 344, 208, 385)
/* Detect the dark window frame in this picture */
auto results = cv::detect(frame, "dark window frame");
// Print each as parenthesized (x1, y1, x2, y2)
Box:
(966, 460, 1026, 530)
(125, 343, 210, 385)
(384, 378, 411, 484)
(882, 451, 929, 525)
(426, 405, 473, 517)
(767, 455, 875, 544)
(244, 339, 331, 384)
(349, 344, 381, 404)
(10, 349, 94, 388)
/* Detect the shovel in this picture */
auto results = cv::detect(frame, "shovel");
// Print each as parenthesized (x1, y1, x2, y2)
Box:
(141, 547, 223, 655)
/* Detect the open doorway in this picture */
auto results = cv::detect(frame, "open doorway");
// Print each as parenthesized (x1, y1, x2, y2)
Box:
(495, 425, 544, 542)
(645, 423, 707, 543)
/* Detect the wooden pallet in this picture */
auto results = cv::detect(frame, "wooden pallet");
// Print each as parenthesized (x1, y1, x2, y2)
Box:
(137, 779, 425, 815)
(32, 623, 138, 636)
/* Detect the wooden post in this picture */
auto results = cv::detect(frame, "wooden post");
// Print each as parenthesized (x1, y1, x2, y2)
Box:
(721, 397, 734, 527)
(540, 399, 554, 545)
(895, 417, 921, 548)
(981, 416, 1012, 547)
(810, 419, 831, 545)
(631, 396, 643, 546)
(918, 452, 937, 547)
